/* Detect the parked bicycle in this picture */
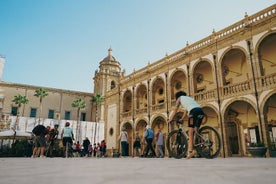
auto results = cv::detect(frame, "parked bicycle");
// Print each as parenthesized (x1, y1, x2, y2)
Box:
(166, 119, 222, 159)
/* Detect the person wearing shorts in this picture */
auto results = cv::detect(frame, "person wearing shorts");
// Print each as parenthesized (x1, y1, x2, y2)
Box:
(61, 122, 74, 157)
(167, 91, 204, 159)
(32, 125, 49, 158)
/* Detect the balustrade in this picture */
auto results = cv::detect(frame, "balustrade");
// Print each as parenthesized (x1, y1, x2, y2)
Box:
(222, 81, 251, 97)
(194, 89, 217, 102)
(261, 73, 276, 88)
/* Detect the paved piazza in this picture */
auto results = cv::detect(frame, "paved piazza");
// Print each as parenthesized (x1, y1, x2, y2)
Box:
(0, 157, 275, 184)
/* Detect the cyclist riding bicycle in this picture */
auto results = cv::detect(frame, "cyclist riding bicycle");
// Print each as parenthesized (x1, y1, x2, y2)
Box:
(61, 121, 74, 157)
(167, 91, 204, 159)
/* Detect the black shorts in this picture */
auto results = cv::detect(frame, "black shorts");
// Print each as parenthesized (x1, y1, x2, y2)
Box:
(62, 137, 73, 146)
(34, 135, 46, 147)
(188, 107, 204, 128)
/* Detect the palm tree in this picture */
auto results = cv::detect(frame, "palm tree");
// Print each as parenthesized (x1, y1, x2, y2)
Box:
(72, 98, 86, 142)
(12, 94, 29, 130)
(34, 88, 48, 124)
(91, 93, 104, 143)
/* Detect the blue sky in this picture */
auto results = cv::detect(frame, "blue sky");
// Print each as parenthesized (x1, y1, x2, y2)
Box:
(0, 0, 274, 93)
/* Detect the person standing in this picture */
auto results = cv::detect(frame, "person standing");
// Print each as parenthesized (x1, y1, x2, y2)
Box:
(100, 140, 107, 157)
(118, 127, 128, 157)
(133, 132, 141, 157)
(82, 137, 91, 157)
(93, 143, 97, 157)
(61, 122, 74, 157)
(155, 128, 164, 158)
(47, 124, 59, 157)
(167, 91, 204, 159)
(31, 124, 49, 158)
(143, 125, 156, 158)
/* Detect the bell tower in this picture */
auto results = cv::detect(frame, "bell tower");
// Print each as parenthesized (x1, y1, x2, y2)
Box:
(93, 48, 122, 95)
(93, 48, 123, 122)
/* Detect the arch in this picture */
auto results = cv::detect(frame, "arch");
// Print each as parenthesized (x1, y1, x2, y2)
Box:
(121, 121, 133, 156)
(259, 91, 276, 152)
(134, 119, 148, 139)
(219, 47, 249, 86)
(256, 32, 276, 77)
(152, 116, 167, 132)
(221, 96, 257, 115)
(259, 89, 276, 115)
(169, 69, 187, 100)
(201, 105, 219, 127)
(135, 83, 147, 109)
(192, 59, 215, 93)
(151, 77, 165, 105)
(110, 80, 116, 90)
(122, 89, 132, 112)
(223, 99, 258, 157)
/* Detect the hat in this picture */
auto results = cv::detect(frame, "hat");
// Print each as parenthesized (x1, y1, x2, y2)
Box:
(146, 125, 151, 129)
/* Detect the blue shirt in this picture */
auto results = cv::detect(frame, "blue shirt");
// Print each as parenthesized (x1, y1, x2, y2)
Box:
(144, 128, 154, 139)
(63, 127, 73, 138)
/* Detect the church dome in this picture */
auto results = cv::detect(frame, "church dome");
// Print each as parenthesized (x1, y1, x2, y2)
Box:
(100, 48, 119, 64)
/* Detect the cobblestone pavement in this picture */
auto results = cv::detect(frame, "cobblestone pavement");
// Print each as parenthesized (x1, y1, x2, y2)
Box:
(0, 157, 275, 184)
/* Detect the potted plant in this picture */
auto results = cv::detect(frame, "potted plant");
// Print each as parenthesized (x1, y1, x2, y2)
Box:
(247, 142, 267, 157)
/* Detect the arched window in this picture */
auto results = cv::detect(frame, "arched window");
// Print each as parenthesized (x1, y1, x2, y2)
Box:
(111, 81, 116, 89)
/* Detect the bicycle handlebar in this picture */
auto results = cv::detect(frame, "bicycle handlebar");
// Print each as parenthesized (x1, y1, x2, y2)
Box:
(170, 119, 184, 125)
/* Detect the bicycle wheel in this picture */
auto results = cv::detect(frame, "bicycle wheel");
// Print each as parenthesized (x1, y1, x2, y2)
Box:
(166, 130, 188, 159)
(195, 126, 222, 159)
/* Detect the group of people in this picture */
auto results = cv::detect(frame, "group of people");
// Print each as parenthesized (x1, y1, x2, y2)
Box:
(31, 123, 59, 158)
(118, 125, 165, 158)
(30, 90, 203, 159)
(30, 121, 107, 158)
(31, 121, 71, 158)
(72, 139, 107, 157)
(118, 90, 204, 159)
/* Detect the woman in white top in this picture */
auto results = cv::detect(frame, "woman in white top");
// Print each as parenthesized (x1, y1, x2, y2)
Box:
(118, 127, 128, 156)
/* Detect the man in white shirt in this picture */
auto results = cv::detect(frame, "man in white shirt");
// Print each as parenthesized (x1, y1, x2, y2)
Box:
(167, 91, 204, 159)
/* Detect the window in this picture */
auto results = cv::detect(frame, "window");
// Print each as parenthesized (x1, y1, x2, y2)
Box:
(65, 111, 70, 120)
(30, 108, 37, 118)
(48, 109, 54, 119)
(11, 106, 18, 116)
(81, 112, 86, 121)
(111, 81, 116, 89)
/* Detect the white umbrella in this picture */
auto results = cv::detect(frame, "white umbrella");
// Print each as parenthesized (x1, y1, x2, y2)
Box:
(0, 129, 31, 140)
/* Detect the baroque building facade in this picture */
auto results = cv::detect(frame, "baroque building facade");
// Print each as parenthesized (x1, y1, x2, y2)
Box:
(95, 5, 276, 157)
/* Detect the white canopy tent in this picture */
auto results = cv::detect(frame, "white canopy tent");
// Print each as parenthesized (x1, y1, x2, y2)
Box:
(0, 129, 31, 140)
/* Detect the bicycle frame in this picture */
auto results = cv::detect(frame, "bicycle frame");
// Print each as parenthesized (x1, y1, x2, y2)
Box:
(168, 119, 221, 159)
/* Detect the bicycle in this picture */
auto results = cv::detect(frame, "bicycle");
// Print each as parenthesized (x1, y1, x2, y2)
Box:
(166, 119, 222, 159)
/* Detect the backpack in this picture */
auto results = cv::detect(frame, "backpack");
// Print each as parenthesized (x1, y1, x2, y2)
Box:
(32, 125, 46, 136)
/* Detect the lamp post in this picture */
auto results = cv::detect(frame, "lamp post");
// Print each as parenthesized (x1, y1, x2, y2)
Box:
(247, 40, 264, 143)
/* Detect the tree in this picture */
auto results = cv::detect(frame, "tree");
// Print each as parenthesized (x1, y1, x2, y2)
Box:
(91, 93, 104, 144)
(34, 88, 48, 124)
(72, 98, 86, 142)
(12, 94, 29, 130)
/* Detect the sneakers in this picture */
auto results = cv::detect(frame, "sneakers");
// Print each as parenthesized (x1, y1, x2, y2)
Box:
(186, 150, 196, 159)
